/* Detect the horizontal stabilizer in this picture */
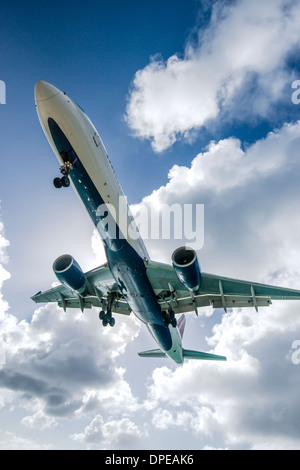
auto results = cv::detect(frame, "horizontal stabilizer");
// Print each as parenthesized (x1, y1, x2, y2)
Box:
(183, 349, 227, 361)
(138, 349, 166, 358)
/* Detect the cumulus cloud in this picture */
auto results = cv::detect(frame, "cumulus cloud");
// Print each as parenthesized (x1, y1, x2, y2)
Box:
(0, 219, 10, 365)
(72, 414, 146, 447)
(126, 0, 300, 151)
(0, 214, 142, 447)
(129, 118, 300, 449)
(132, 120, 300, 278)
(0, 430, 53, 450)
(145, 296, 300, 449)
(0, 304, 140, 424)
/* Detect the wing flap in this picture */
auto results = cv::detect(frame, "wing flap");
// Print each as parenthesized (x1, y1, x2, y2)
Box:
(208, 295, 272, 309)
(159, 294, 272, 314)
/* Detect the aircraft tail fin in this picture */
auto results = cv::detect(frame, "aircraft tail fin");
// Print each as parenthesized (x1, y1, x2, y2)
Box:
(177, 314, 186, 338)
(138, 349, 166, 358)
(183, 349, 227, 361)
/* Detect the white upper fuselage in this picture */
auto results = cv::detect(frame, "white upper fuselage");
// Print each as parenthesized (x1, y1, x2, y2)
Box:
(35, 80, 149, 260)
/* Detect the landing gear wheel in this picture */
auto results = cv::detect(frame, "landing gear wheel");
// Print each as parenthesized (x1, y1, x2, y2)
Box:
(169, 310, 177, 328)
(99, 293, 117, 328)
(61, 176, 70, 187)
(99, 310, 105, 320)
(53, 177, 62, 188)
(162, 311, 167, 321)
(162, 309, 177, 328)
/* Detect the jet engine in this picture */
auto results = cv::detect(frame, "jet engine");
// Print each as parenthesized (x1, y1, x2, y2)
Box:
(172, 246, 201, 292)
(53, 254, 87, 296)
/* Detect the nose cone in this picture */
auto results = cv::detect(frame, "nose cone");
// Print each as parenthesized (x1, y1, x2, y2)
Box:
(35, 81, 60, 102)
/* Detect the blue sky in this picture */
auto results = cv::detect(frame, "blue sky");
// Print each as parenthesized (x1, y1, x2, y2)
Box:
(2, 0, 300, 450)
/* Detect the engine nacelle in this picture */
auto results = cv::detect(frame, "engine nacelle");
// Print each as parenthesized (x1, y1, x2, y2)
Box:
(53, 254, 87, 295)
(172, 246, 201, 292)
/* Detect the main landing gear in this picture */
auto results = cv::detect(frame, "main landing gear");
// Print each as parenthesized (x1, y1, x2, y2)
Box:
(162, 309, 177, 328)
(53, 159, 72, 189)
(99, 293, 116, 327)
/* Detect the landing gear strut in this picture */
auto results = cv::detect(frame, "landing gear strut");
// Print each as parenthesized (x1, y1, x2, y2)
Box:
(99, 292, 116, 327)
(162, 309, 177, 328)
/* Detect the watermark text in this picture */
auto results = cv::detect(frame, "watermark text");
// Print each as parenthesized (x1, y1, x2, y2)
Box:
(291, 340, 300, 365)
(96, 196, 204, 250)
(291, 80, 300, 105)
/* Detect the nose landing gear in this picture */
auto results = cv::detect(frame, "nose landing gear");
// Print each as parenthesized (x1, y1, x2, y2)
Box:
(53, 159, 72, 189)
(53, 176, 70, 188)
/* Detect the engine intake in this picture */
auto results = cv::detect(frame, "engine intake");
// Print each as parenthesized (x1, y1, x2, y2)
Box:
(53, 254, 87, 295)
(172, 246, 201, 292)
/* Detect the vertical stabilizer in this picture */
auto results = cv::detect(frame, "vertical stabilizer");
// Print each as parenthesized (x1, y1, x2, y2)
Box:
(177, 314, 186, 338)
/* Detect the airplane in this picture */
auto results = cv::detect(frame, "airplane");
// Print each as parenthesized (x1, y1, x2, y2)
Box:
(32, 80, 300, 364)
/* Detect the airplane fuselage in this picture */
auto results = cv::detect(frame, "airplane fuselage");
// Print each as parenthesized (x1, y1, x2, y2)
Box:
(35, 81, 183, 363)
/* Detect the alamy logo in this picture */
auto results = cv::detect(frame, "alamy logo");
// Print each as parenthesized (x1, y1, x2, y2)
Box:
(291, 340, 300, 365)
(291, 80, 300, 105)
(96, 196, 205, 250)
(0, 80, 6, 104)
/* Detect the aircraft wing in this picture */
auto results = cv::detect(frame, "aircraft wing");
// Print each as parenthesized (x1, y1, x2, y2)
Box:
(32, 258, 300, 317)
(146, 260, 300, 314)
(31, 263, 131, 316)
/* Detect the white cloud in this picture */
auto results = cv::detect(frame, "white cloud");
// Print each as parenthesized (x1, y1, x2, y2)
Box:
(126, 0, 300, 151)
(22, 410, 57, 430)
(0, 211, 141, 442)
(72, 414, 145, 447)
(0, 430, 53, 450)
(151, 406, 220, 439)
(0, 218, 10, 365)
(131, 117, 300, 449)
(132, 120, 300, 279)
(76, 366, 140, 416)
(90, 229, 107, 267)
(0, 303, 140, 423)
(0, 221, 9, 265)
(0, 207, 147, 448)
